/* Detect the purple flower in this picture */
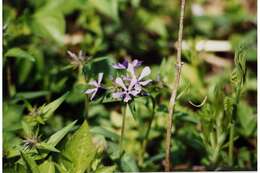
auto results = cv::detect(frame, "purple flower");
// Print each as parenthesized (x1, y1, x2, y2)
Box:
(127, 63, 152, 87)
(85, 73, 104, 100)
(112, 59, 142, 69)
(112, 77, 140, 103)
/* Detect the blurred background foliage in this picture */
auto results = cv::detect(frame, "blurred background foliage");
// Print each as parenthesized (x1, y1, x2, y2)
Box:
(3, 0, 256, 172)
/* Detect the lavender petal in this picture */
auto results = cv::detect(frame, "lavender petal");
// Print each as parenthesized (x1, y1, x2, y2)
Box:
(129, 89, 140, 96)
(112, 63, 126, 69)
(139, 79, 152, 86)
(128, 78, 138, 90)
(85, 88, 97, 94)
(89, 80, 99, 87)
(138, 66, 151, 80)
(98, 73, 104, 84)
(112, 92, 125, 99)
(90, 90, 98, 100)
(132, 59, 142, 67)
(115, 77, 127, 90)
(127, 63, 137, 79)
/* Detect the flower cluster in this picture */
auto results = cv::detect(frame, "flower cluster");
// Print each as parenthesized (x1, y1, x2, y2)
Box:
(85, 59, 152, 103)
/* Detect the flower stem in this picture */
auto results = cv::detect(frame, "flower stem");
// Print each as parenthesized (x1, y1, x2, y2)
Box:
(228, 123, 234, 166)
(120, 104, 127, 154)
(165, 0, 186, 171)
(139, 109, 155, 166)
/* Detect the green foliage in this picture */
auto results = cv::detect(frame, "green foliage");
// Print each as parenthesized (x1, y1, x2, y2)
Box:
(3, 0, 257, 171)
(4, 48, 35, 62)
(60, 121, 96, 173)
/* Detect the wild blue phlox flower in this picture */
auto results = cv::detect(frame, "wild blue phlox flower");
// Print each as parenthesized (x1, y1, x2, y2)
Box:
(85, 73, 104, 100)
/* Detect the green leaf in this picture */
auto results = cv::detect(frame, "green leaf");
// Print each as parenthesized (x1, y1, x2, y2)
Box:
(90, 127, 119, 142)
(17, 59, 34, 84)
(36, 142, 60, 153)
(20, 152, 40, 173)
(128, 101, 138, 120)
(61, 121, 96, 173)
(237, 102, 256, 137)
(32, 10, 65, 45)
(54, 163, 68, 173)
(5, 48, 35, 62)
(89, 0, 119, 22)
(47, 120, 77, 146)
(13, 91, 50, 102)
(42, 0, 84, 14)
(120, 153, 139, 172)
(42, 92, 69, 119)
(146, 17, 167, 37)
(39, 160, 55, 173)
(95, 165, 117, 173)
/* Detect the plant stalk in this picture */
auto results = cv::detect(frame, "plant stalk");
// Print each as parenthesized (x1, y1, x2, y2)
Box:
(120, 104, 127, 154)
(139, 109, 155, 166)
(165, 0, 186, 171)
(7, 62, 16, 97)
(228, 123, 234, 166)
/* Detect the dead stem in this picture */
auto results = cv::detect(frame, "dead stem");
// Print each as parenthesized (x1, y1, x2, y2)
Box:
(165, 0, 186, 171)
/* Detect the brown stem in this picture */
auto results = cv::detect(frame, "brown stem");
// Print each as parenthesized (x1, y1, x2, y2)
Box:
(165, 0, 186, 171)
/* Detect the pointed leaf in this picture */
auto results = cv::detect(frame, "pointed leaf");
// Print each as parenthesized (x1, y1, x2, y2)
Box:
(36, 142, 60, 153)
(120, 153, 139, 172)
(39, 160, 55, 173)
(95, 165, 116, 173)
(20, 152, 40, 173)
(32, 10, 65, 45)
(61, 121, 96, 173)
(90, 127, 119, 142)
(47, 120, 77, 146)
(42, 92, 69, 119)
(5, 48, 35, 62)
(89, 0, 119, 22)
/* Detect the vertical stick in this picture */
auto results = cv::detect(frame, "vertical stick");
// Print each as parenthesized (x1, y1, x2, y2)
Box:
(120, 104, 127, 154)
(165, 0, 186, 171)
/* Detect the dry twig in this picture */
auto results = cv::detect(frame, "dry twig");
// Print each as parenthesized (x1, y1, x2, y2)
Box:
(165, 0, 186, 171)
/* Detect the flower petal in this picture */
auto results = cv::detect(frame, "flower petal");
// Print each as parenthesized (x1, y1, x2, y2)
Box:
(112, 92, 125, 99)
(129, 89, 140, 96)
(85, 88, 97, 94)
(123, 94, 132, 102)
(98, 73, 104, 84)
(138, 66, 151, 80)
(139, 79, 152, 86)
(89, 80, 98, 87)
(112, 63, 126, 69)
(132, 59, 142, 67)
(115, 77, 127, 90)
(90, 90, 98, 100)
(128, 78, 137, 90)
(134, 84, 142, 92)
(127, 63, 137, 79)
(122, 60, 129, 67)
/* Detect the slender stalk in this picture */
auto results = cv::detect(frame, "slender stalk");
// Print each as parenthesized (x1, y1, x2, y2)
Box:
(139, 109, 155, 166)
(120, 104, 127, 154)
(79, 64, 89, 118)
(228, 123, 234, 166)
(165, 0, 186, 171)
